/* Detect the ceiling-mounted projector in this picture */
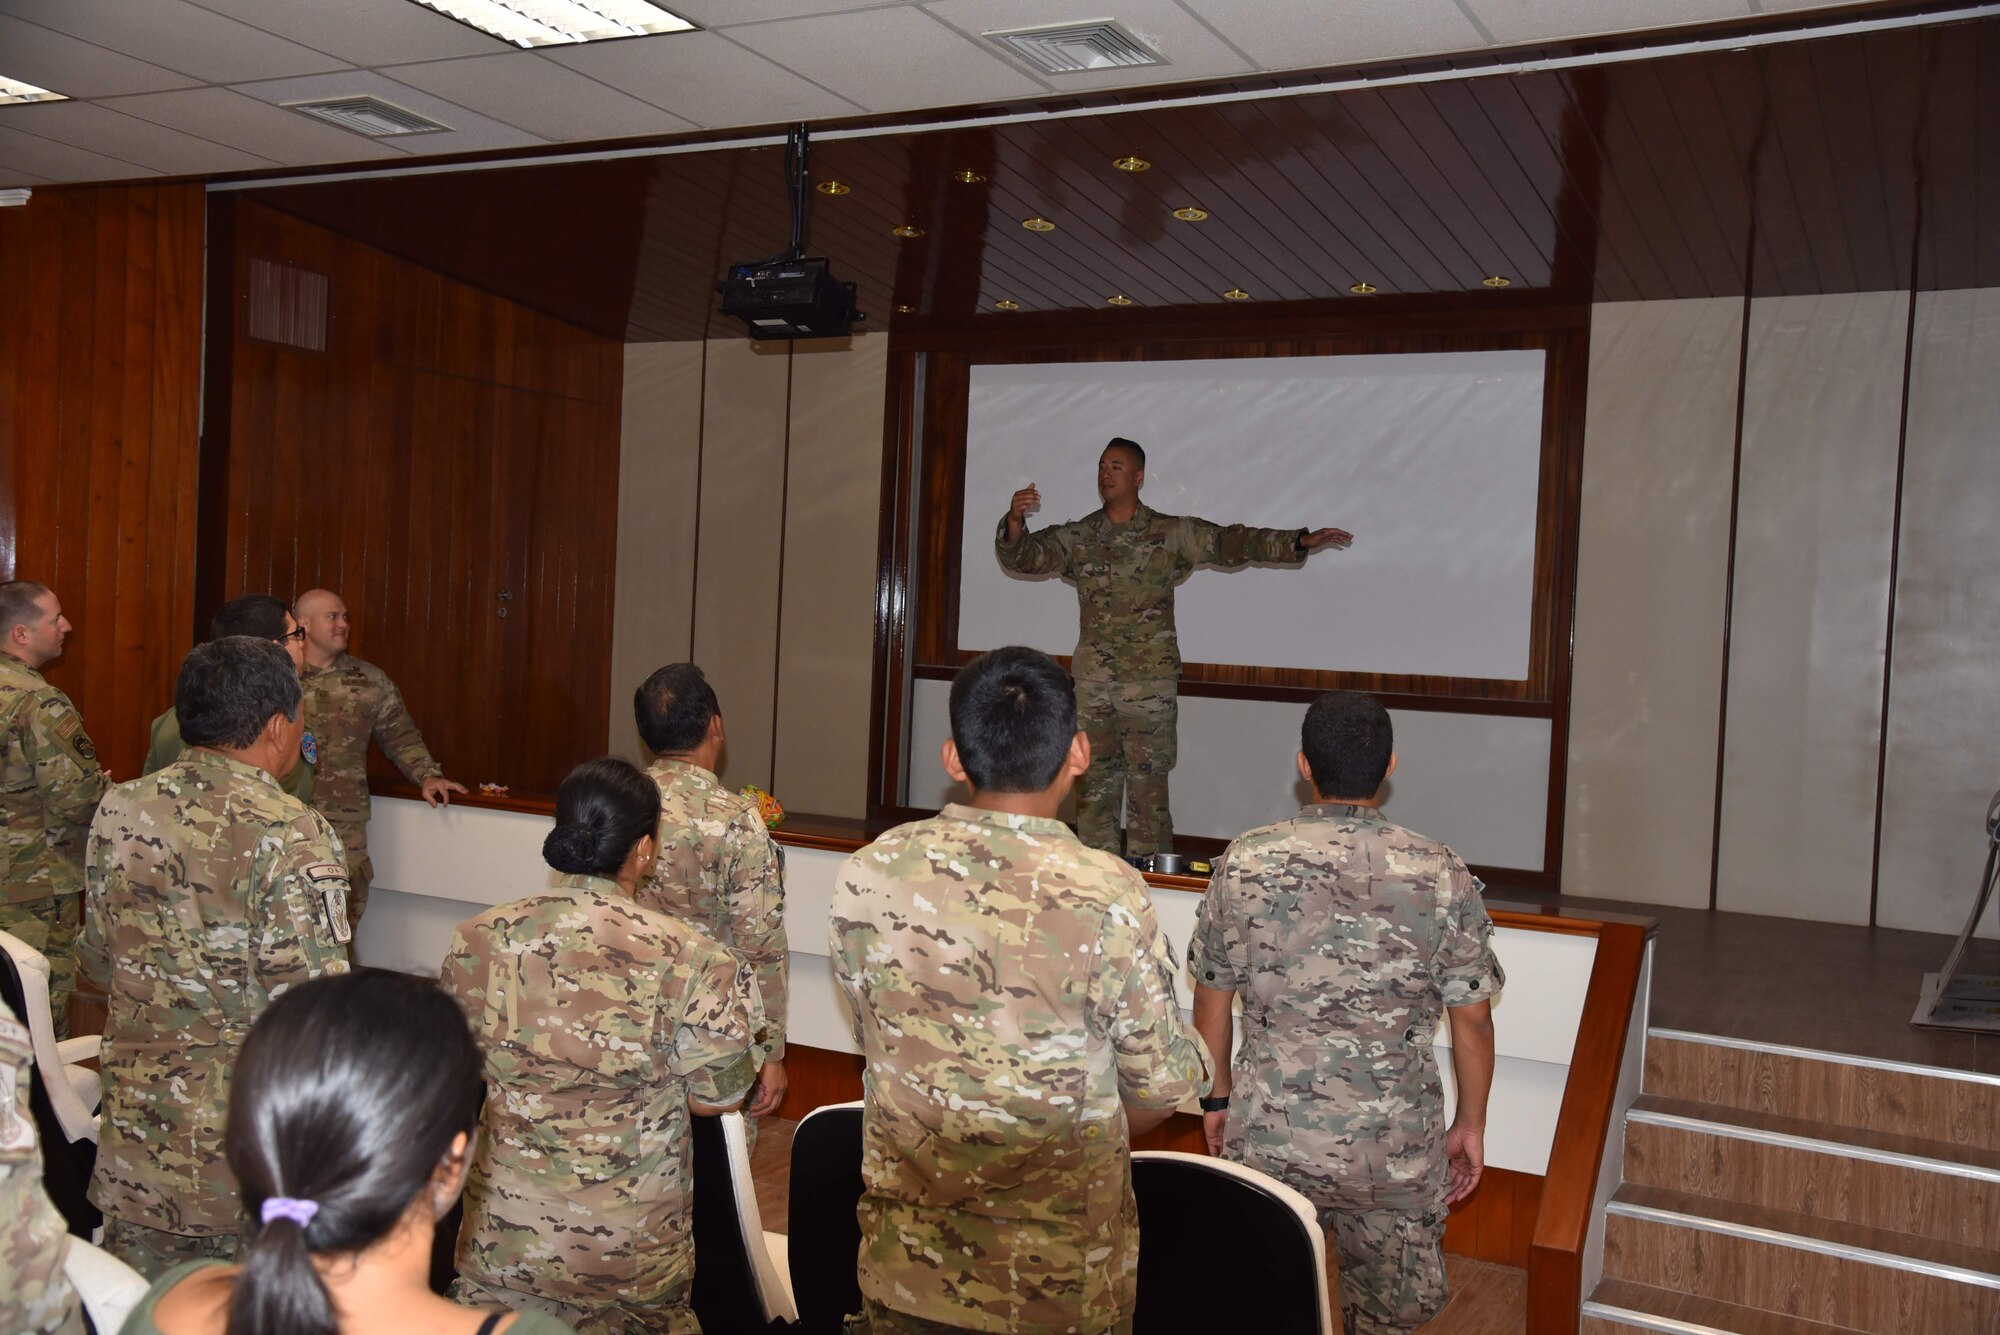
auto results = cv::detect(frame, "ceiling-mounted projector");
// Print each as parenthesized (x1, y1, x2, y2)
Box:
(718, 123, 866, 341)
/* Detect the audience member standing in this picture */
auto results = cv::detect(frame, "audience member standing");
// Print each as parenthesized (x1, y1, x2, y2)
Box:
(80, 637, 353, 1278)
(1188, 691, 1501, 1335)
(294, 588, 466, 928)
(633, 664, 789, 1118)
(0, 995, 85, 1335)
(143, 594, 318, 803)
(0, 580, 108, 1040)
(123, 971, 577, 1335)
(443, 757, 763, 1335)
(830, 646, 1210, 1335)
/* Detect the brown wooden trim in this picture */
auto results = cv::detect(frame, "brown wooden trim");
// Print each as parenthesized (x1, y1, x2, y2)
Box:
(1444, 1165, 1546, 1268)
(910, 661, 1558, 716)
(1540, 309, 1592, 880)
(772, 1043, 865, 1122)
(1707, 282, 1756, 912)
(768, 346, 796, 787)
(890, 302, 1591, 354)
(193, 192, 239, 641)
(1526, 920, 1648, 1335)
(867, 349, 923, 818)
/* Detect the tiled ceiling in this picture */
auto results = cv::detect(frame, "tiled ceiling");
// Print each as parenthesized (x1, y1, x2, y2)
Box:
(0, 0, 1886, 186)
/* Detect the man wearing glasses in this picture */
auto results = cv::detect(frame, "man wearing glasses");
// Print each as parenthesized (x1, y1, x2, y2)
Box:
(144, 594, 318, 803)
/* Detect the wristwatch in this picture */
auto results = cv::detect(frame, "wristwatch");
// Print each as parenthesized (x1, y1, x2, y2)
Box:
(1198, 1094, 1230, 1113)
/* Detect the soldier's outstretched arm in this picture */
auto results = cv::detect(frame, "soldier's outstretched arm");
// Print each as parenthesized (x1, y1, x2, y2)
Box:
(667, 942, 761, 1113)
(994, 508, 1077, 577)
(1092, 884, 1212, 1128)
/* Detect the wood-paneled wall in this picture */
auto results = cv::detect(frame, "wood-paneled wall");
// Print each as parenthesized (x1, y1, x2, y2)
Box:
(0, 183, 205, 780)
(210, 199, 622, 798)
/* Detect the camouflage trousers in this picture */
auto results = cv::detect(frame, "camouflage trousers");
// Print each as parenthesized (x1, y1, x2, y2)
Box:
(1320, 1204, 1448, 1335)
(0, 894, 79, 1041)
(102, 1217, 241, 1282)
(1075, 678, 1177, 858)
(451, 1273, 700, 1334)
(845, 1296, 1133, 1335)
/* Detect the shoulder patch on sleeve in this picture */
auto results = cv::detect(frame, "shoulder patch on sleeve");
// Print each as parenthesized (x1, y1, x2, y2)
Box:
(304, 861, 354, 944)
(39, 696, 97, 764)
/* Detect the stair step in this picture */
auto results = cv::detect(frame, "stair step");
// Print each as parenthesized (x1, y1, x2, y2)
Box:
(1583, 1279, 1869, 1334)
(1625, 1094, 2000, 1247)
(1645, 1030, 2000, 1151)
(1602, 1184, 2000, 1333)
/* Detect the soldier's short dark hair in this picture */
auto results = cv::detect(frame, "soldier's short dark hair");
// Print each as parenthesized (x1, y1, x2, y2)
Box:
(178, 637, 303, 749)
(1301, 690, 1393, 800)
(0, 580, 52, 635)
(949, 646, 1078, 794)
(1104, 437, 1145, 470)
(210, 594, 291, 643)
(635, 663, 720, 755)
(545, 757, 662, 878)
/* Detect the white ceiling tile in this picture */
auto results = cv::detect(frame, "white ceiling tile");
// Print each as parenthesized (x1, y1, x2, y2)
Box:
(184, 0, 512, 66)
(100, 87, 408, 165)
(232, 69, 551, 152)
(1183, 0, 1486, 70)
(380, 52, 695, 142)
(0, 122, 159, 182)
(0, 100, 276, 175)
(1460, 0, 1752, 46)
(0, 168, 51, 187)
(545, 31, 864, 129)
(667, 0, 906, 24)
(922, 0, 1254, 86)
(0, 0, 353, 83)
(0, 14, 202, 98)
(722, 8, 1046, 113)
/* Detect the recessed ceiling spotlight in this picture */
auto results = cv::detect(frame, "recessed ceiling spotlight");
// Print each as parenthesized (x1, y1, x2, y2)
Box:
(953, 169, 987, 184)
(1482, 274, 1512, 288)
(1112, 156, 1151, 173)
(405, 0, 694, 48)
(895, 304, 916, 314)
(815, 179, 851, 196)
(1349, 282, 1378, 295)
(994, 299, 1022, 311)
(1107, 294, 1134, 306)
(1222, 288, 1251, 301)
(891, 225, 925, 238)
(1021, 216, 1057, 233)
(0, 74, 66, 106)
(1171, 206, 1209, 222)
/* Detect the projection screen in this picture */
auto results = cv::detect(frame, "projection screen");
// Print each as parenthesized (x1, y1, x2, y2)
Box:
(956, 351, 1547, 681)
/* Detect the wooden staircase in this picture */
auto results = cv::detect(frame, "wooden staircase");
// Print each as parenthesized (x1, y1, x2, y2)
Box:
(1580, 1030, 2000, 1334)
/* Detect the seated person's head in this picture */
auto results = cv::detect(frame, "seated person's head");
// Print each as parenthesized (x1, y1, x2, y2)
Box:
(1300, 690, 1396, 802)
(176, 637, 306, 776)
(544, 756, 662, 883)
(225, 971, 483, 1334)
(944, 646, 1089, 801)
(635, 663, 721, 756)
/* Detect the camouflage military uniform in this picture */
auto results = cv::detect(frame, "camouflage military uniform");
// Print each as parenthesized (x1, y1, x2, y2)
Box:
(79, 752, 353, 1279)
(997, 504, 1304, 856)
(0, 998, 86, 1335)
(442, 874, 763, 1335)
(143, 706, 316, 803)
(299, 652, 443, 925)
(640, 759, 787, 1064)
(0, 657, 108, 1042)
(1188, 804, 1503, 1335)
(829, 804, 1211, 1335)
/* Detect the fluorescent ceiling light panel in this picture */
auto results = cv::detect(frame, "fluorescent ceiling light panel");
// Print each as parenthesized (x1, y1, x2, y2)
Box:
(408, 0, 694, 47)
(0, 75, 67, 106)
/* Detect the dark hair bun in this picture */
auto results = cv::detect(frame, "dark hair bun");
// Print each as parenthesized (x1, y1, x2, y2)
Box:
(543, 824, 600, 873)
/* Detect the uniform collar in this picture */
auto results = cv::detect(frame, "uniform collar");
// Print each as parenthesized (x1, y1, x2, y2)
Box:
(1299, 801, 1386, 824)
(648, 756, 718, 786)
(183, 749, 284, 789)
(555, 872, 625, 897)
(304, 652, 355, 677)
(0, 654, 45, 682)
(1091, 501, 1155, 531)
(939, 802, 1078, 841)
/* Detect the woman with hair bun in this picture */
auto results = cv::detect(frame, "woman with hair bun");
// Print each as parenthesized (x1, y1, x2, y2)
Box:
(121, 970, 575, 1335)
(442, 757, 765, 1334)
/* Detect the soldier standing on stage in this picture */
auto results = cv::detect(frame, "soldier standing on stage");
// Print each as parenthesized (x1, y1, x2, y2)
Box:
(634, 663, 789, 1117)
(830, 646, 1209, 1335)
(293, 588, 465, 927)
(0, 581, 108, 1041)
(1188, 691, 1500, 1335)
(997, 438, 1350, 858)
(81, 637, 352, 1279)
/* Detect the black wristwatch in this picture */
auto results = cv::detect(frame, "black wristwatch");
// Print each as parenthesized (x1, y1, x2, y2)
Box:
(1198, 1094, 1230, 1113)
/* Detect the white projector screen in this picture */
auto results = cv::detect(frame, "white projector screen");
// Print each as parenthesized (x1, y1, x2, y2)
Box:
(955, 351, 1548, 680)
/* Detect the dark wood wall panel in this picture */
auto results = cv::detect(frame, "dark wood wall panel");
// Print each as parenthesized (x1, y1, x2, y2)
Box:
(0, 183, 204, 781)
(217, 199, 621, 798)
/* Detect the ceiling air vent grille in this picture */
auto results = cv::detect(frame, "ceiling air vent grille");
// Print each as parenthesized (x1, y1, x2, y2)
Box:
(286, 95, 449, 137)
(985, 20, 1165, 74)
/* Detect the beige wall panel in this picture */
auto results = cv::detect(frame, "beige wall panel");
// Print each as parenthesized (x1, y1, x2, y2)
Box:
(692, 339, 792, 792)
(1878, 288, 2000, 938)
(772, 335, 888, 818)
(1714, 292, 1908, 924)
(1564, 298, 1744, 906)
(608, 341, 705, 760)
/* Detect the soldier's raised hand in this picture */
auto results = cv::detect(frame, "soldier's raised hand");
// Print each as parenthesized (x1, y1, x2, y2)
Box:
(1005, 484, 1042, 541)
(1301, 527, 1353, 552)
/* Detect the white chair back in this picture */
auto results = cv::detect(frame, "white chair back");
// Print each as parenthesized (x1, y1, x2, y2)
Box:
(722, 1111, 799, 1323)
(0, 930, 101, 1143)
(62, 1235, 149, 1334)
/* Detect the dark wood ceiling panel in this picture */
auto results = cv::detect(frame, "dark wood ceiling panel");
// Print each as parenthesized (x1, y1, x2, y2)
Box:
(243, 11, 1999, 341)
